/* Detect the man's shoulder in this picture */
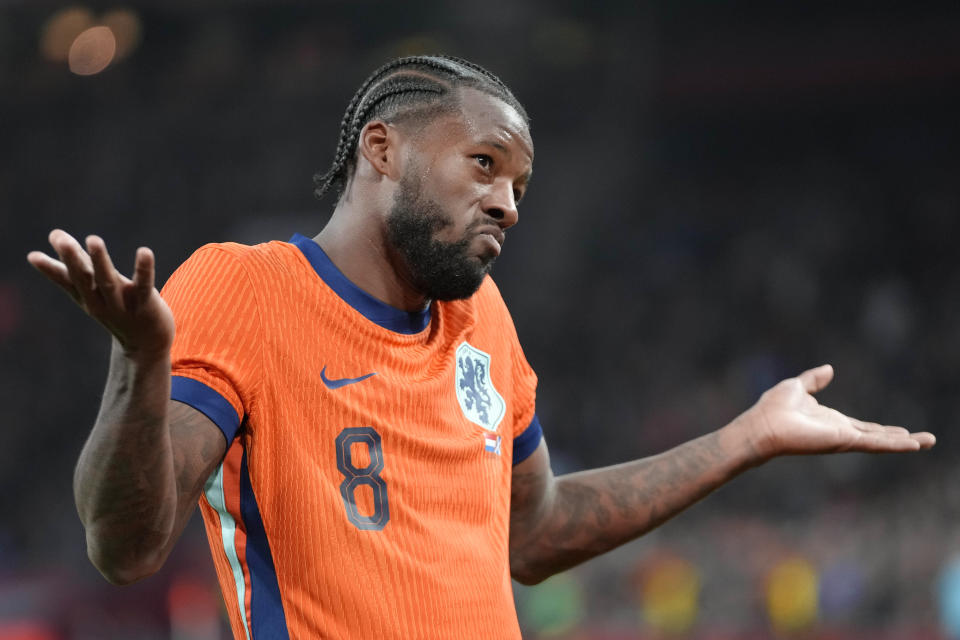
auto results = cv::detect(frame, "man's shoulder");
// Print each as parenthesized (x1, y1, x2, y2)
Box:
(188, 238, 298, 264)
(179, 239, 305, 278)
(164, 239, 306, 297)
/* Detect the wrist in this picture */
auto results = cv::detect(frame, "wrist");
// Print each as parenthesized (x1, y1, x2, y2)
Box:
(110, 337, 171, 369)
(718, 410, 773, 469)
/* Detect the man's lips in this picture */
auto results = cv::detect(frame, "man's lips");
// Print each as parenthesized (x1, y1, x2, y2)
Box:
(477, 226, 507, 247)
(475, 226, 505, 255)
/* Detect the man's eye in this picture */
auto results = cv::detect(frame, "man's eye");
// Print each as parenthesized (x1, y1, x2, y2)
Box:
(474, 154, 493, 170)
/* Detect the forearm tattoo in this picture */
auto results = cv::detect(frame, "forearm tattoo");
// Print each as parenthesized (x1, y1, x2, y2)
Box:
(512, 431, 745, 581)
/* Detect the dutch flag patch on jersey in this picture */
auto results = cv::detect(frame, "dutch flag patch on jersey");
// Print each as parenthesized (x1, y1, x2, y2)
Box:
(483, 432, 502, 456)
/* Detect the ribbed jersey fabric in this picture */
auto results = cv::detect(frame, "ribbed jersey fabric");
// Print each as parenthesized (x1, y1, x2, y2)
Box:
(161, 235, 540, 640)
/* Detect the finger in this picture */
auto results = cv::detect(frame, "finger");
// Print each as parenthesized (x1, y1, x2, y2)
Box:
(86, 235, 122, 304)
(132, 247, 155, 302)
(50, 229, 96, 296)
(852, 421, 936, 449)
(844, 421, 936, 452)
(797, 364, 834, 394)
(26, 251, 82, 303)
(49, 228, 86, 263)
(909, 431, 936, 449)
(850, 433, 921, 452)
(853, 422, 911, 437)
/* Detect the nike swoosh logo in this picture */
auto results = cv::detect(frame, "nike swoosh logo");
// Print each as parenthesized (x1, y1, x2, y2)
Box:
(320, 366, 377, 390)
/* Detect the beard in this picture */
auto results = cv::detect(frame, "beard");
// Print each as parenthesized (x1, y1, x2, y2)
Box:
(385, 172, 495, 301)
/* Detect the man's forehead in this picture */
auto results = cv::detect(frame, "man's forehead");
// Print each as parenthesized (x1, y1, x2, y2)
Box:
(445, 87, 534, 158)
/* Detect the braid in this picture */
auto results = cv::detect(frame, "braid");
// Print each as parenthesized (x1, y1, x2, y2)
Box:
(313, 58, 417, 200)
(443, 55, 512, 93)
(313, 55, 528, 201)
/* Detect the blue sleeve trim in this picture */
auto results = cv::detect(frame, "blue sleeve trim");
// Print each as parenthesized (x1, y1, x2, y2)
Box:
(170, 376, 241, 443)
(513, 414, 543, 465)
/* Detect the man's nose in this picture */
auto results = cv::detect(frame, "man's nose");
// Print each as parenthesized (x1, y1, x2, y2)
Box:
(482, 178, 519, 229)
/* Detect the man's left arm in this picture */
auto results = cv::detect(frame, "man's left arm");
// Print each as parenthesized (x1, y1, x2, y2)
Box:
(509, 364, 935, 585)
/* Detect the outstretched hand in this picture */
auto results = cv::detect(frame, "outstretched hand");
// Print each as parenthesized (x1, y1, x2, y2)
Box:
(27, 229, 174, 358)
(735, 364, 935, 462)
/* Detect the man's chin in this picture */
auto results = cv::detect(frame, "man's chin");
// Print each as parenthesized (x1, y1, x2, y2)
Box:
(423, 264, 491, 301)
(474, 254, 496, 270)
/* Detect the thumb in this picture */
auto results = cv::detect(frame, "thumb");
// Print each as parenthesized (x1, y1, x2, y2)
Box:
(796, 364, 834, 394)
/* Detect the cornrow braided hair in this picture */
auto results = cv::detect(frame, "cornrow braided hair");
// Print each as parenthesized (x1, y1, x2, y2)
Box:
(313, 55, 529, 201)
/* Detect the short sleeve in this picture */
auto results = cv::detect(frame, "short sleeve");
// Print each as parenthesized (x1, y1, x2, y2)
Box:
(160, 245, 262, 442)
(508, 333, 538, 440)
(513, 414, 542, 465)
(474, 277, 542, 464)
(508, 338, 541, 464)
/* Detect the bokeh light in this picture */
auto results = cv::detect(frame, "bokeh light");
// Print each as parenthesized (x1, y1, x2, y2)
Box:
(101, 9, 141, 62)
(766, 556, 820, 633)
(168, 575, 221, 640)
(39, 7, 94, 62)
(40, 7, 140, 74)
(639, 554, 701, 634)
(68, 26, 116, 76)
(521, 573, 584, 637)
(938, 554, 960, 639)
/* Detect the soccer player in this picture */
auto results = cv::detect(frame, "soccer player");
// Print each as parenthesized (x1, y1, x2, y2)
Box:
(28, 56, 934, 639)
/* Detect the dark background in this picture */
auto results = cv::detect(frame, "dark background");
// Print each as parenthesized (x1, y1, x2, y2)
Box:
(3, 2, 960, 638)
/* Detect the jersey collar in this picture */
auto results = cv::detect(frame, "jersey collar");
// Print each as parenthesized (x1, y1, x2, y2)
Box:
(289, 233, 431, 335)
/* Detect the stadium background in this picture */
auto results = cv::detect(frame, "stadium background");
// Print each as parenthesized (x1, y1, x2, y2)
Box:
(3, 1, 960, 638)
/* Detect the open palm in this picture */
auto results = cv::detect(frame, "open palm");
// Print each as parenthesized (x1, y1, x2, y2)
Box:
(27, 229, 174, 358)
(742, 365, 935, 460)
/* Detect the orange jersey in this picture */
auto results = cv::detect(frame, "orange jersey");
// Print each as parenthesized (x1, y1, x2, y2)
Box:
(160, 233, 541, 640)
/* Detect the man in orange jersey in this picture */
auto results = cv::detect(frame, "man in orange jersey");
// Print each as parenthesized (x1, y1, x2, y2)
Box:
(28, 56, 934, 639)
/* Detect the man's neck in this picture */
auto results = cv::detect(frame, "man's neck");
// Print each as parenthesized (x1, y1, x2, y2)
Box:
(313, 205, 431, 313)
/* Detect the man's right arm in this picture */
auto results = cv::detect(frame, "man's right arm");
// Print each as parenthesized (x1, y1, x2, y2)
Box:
(75, 345, 225, 584)
(29, 230, 226, 584)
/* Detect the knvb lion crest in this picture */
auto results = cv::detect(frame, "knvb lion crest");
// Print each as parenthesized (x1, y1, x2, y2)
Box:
(455, 342, 505, 432)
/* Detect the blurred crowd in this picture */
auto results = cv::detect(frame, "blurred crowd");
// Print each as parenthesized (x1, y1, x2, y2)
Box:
(2, 2, 960, 638)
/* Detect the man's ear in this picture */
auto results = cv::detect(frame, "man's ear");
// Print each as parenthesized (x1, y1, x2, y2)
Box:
(357, 120, 402, 181)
